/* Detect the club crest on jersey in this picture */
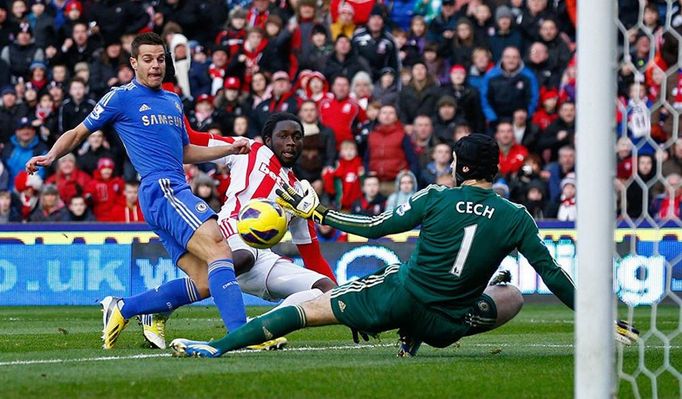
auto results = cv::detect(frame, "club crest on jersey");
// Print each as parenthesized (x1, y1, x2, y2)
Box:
(90, 104, 104, 120)
(196, 202, 208, 213)
(396, 202, 411, 216)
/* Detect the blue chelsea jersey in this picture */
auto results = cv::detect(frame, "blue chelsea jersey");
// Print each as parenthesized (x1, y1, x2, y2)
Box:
(83, 79, 189, 180)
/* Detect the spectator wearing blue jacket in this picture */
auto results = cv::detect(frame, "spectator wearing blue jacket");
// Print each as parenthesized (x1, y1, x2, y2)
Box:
(0, 116, 48, 190)
(480, 46, 539, 124)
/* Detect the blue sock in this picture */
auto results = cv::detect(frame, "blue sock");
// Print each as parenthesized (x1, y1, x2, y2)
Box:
(119, 278, 200, 320)
(208, 258, 247, 331)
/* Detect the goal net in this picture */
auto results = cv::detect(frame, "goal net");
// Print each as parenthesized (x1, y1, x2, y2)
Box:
(612, 1, 682, 398)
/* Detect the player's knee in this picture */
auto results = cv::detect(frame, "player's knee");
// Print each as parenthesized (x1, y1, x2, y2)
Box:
(232, 249, 255, 276)
(486, 285, 524, 327)
(196, 283, 211, 299)
(312, 277, 336, 292)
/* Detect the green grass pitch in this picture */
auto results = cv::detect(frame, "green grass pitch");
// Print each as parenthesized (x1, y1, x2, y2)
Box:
(0, 304, 678, 399)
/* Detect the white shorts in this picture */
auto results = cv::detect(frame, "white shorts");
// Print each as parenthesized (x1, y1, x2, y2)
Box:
(226, 234, 328, 302)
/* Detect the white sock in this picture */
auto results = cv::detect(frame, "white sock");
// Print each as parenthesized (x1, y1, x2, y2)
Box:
(263, 289, 323, 316)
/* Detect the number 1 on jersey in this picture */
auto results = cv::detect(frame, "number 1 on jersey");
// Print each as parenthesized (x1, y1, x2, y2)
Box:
(450, 225, 477, 277)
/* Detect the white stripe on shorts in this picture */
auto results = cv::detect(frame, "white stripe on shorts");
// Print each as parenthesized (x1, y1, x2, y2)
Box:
(158, 178, 201, 230)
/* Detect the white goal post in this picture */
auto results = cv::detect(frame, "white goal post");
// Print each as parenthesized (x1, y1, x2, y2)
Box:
(575, 0, 616, 398)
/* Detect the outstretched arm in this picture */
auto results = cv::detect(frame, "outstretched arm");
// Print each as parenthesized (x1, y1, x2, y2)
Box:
(516, 213, 575, 309)
(277, 181, 433, 239)
(26, 123, 91, 174)
(182, 139, 250, 164)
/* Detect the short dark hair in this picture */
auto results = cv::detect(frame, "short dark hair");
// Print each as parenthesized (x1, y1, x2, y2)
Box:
(364, 175, 380, 184)
(125, 180, 140, 188)
(131, 32, 165, 58)
(262, 112, 304, 139)
(332, 74, 350, 85)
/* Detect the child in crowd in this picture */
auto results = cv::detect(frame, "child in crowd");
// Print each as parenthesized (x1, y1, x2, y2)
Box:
(323, 140, 364, 211)
(557, 173, 577, 221)
(350, 175, 386, 216)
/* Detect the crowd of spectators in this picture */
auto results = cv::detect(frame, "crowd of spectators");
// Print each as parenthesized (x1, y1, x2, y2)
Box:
(0, 0, 680, 227)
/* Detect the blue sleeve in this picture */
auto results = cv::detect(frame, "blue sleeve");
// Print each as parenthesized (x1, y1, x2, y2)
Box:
(83, 89, 120, 132)
(480, 71, 497, 122)
(524, 68, 539, 116)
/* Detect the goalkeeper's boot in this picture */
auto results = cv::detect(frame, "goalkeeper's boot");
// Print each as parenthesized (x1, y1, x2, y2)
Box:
(246, 337, 288, 351)
(615, 320, 640, 345)
(489, 270, 512, 286)
(169, 338, 222, 358)
(397, 331, 422, 358)
(100, 296, 129, 349)
(137, 313, 169, 349)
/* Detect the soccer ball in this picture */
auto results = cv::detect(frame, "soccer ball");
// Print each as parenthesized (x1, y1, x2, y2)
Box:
(237, 198, 288, 249)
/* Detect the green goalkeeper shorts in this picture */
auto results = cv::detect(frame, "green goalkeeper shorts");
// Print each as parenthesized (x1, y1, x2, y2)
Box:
(329, 264, 497, 348)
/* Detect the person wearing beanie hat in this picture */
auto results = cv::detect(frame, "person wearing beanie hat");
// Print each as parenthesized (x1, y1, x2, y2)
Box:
(531, 87, 560, 131)
(440, 63, 486, 133)
(28, 0, 57, 49)
(188, 93, 218, 131)
(489, 5, 523, 62)
(29, 182, 69, 222)
(299, 23, 333, 73)
(373, 66, 399, 106)
(3, 20, 43, 82)
(424, 0, 458, 44)
(2, 115, 47, 190)
(330, 2, 355, 40)
(12, 170, 42, 221)
(85, 157, 125, 221)
(351, 3, 400, 80)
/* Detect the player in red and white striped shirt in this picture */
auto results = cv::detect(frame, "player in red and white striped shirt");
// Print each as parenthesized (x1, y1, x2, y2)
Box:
(137, 113, 338, 349)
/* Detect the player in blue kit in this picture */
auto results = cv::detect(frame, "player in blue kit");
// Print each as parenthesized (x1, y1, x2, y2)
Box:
(26, 32, 251, 349)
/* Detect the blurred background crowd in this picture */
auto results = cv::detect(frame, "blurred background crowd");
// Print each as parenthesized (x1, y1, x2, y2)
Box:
(0, 0, 680, 231)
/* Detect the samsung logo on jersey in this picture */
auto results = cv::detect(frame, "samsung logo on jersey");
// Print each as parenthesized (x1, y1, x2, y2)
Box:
(456, 201, 495, 219)
(141, 114, 183, 127)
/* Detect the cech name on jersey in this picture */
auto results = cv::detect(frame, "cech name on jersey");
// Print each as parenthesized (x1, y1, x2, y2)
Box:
(455, 201, 495, 219)
(141, 114, 184, 127)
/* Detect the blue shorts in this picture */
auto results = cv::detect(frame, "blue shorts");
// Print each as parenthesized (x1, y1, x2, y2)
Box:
(139, 177, 216, 264)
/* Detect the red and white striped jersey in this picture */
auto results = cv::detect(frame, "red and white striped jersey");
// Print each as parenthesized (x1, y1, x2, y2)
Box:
(205, 136, 315, 245)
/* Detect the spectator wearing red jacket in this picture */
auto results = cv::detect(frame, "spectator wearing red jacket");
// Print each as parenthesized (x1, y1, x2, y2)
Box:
(246, 0, 270, 28)
(86, 157, 124, 221)
(496, 120, 529, 177)
(319, 74, 365, 149)
(112, 180, 144, 223)
(324, 140, 364, 210)
(365, 104, 419, 195)
(46, 153, 91, 205)
(657, 173, 682, 220)
(228, 27, 268, 93)
(215, 8, 247, 58)
(531, 88, 560, 131)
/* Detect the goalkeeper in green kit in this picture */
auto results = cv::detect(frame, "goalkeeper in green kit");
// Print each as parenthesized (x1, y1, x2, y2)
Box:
(170, 134, 638, 358)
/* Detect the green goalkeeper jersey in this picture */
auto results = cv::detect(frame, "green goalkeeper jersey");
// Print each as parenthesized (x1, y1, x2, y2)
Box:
(324, 184, 575, 320)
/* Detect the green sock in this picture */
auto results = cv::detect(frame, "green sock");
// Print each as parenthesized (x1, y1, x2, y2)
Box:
(209, 305, 306, 352)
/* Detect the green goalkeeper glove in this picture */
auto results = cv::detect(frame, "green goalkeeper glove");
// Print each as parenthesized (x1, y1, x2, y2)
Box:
(275, 180, 329, 224)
